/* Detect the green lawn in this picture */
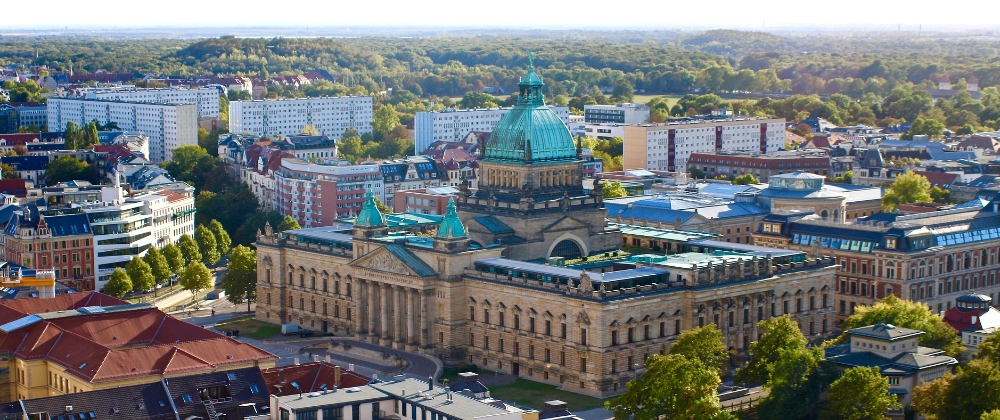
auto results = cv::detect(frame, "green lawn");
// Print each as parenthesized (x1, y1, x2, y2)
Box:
(214, 316, 282, 340)
(632, 94, 682, 106)
(489, 378, 604, 411)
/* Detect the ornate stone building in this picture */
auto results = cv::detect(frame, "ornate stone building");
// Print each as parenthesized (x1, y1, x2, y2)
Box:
(255, 64, 838, 397)
(456, 60, 620, 260)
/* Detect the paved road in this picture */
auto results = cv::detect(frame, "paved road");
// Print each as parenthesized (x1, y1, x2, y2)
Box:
(179, 307, 441, 381)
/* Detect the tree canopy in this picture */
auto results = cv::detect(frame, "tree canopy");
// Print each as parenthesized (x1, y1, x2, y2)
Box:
(178, 234, 202, 265)
(162, 243, 186, 274)
(223, 245, 258, 313)
(180, 261, 213, 297)
(45, 156, 97, 185)
(104, 268, 133, 298)
(881, 171, 933, 212)
(604, 353, 734, 420)
(125, 256, 156, 296)
(195, 224, 221, 265)
(277, 215, 302, 232)
(601, 181, 628, 199)
(670, 324, 728, 373)
(143, 247, 173, 288)
(841, 295, 963, 357)
(821, 366, 900, 420)
(736, 315, 808, 385)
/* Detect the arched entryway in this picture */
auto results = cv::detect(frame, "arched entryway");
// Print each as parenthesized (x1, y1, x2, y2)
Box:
(550, 239, 583, 259)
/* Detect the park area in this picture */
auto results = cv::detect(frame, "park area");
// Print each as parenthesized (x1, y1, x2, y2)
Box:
(214, 315, 281, 340)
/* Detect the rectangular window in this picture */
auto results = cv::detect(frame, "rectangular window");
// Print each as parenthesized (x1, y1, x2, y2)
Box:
(580, 328, 588, 346)
(580, 358, 587, 373)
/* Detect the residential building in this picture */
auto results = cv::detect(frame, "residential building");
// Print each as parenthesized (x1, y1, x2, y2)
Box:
(622, 117, 786, 172)
(581, 123, 626, 140)
(413, 106, 570, 155)
(581, 148, 603, 177)
(393, 186, 460, 215)
(436, 149, 479, 189)
(943, 293, 1000, 352)
(0, 366, 270, 420)
(2, 210, 95, 290)
(275, 134, 339, 162)
(0, 292, 277, 402)
(274, 159, 384, 228)
(687, 150, 832, 182)
(584, 103, 650, 124)
(266, 376, 557, 420)
(752, 195, 1000, 321)
(15, 104, 46, 130)
(261, 361, 371, 397)
(46, 97, 198, 163)
(229, 96, 373, 139)
(825, 323, 957, 408)
(75, 85, 221, 119)
(378, 156, 445, 206)
(0, 105, 18, 134)
(0, 155, 48, 187)
(255, 64, 838, 398)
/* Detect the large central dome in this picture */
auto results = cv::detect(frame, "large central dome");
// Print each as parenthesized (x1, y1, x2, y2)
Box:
(483, 62, 578, 164)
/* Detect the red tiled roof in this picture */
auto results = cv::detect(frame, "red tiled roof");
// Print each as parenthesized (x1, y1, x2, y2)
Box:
(913, 170, 960, 188)
(0, 134, 45, 145)
(0, 293, 277, 383)
(262, 361, 370, 396)
(0, 179, 27, 197)
(957, 136, 1000, 153)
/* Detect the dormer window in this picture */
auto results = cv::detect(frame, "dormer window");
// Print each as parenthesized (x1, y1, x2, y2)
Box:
(886, 238, 897, 249)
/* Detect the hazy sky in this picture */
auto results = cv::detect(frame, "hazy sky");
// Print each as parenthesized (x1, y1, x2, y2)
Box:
(8, 0, 1000, 30)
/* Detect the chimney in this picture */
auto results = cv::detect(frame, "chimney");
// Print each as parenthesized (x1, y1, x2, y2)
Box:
(325, 355, 331, 363)
(294, 357, 300, 365)
(334, 365, 342, 387)
(428, 376, 434, 391)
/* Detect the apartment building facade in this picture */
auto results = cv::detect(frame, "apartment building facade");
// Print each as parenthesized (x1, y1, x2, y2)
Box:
(76, 86, 221, 119)
(753, 197, 1000, 322)
(584, 103, 649, 124)
(273, 159, 384, 228)
(622, 117, 786, 172)
(46, 97, 198, 163)
(228, 96, 373, 139)
(413, 106, 570, 154)
(687, 151, 833, 181)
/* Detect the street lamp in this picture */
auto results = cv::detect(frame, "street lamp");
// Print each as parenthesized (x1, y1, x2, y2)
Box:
(633, 363, 640, 381)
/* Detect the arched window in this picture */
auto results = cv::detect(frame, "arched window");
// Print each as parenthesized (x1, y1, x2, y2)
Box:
(964, 253, 972, 270)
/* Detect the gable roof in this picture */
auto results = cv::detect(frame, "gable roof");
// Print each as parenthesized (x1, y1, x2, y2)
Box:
(383, 244, 437, 277)
(262, 361, 371, 396)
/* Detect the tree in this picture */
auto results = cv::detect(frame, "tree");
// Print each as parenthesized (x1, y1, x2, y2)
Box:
(912, 372, 953, 420)
(976, 332, 1000, 364)
(372, 105, 401, 138)
(45, 156, 96, 185)
(821, 366, 900, 420)
(736, 315, 808, 384)
(670, 324, 728, 372)
(180, 261, 214, 298)
(162, 243, 185, 275)
(831, 170, 853, 184)
(936, 359, 1000, 420)
(195, 224, 221, 265)
(143, 247, 172, 290)
(224, 245, 258, 313)
(104, 268, 133, 298)
(904, 118, 946, 139)
(276, 215, 301, 232)
(732, 174, 760, 185)
(930, 186, 951, 204)
(756, 347, 837, 420)
(209, 219, 231, 257)
(604, 354, 735, 420)
(842, 295, 964, 357)
(301, 124, 319, 135)
(178, 234, 202, 265)
(689, 166, 706, 179)
(374, 197, 392, 215)
(601, 181, 628, 199)
(881, 171, 933, 212)
(0, 163, 17, 179)
(125, 256, 156, 298)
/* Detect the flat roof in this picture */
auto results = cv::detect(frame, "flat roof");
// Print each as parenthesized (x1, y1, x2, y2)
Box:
(687, 239, 804, 258)
(611, 223, 720, 242)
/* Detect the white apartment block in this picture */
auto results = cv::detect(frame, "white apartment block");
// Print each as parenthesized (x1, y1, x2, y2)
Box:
(414, 106, 570, 154)
(622, 117, 786, 172)
(46, 98, 198, 163)
(584, 103, 650, 124)
(228, 96, 373, 139)
(76, 86, 221, 119)
(581, 123, 626, 140)
(129, 189, 196, 248)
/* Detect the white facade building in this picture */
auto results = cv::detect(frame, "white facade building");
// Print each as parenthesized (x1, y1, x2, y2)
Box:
(623, 117, 786, 172)
(46, 98, 198, 163)
(76, 86, 221, 119)
(413, 106, 570, 154)
(581, 123, 626, 140)
(584, 103, 650, 124)
(229, 96, 373, 139)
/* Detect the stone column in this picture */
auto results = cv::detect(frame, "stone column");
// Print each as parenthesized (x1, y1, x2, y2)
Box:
(420, 289, 431, 347)
(408, 288, 418, 346)
(394, 285, 405, 346)
(367, 281, 377, 338)
(380, 283, 391, 343)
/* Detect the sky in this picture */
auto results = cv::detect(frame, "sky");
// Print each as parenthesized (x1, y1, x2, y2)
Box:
(5, 0, 1000, 31)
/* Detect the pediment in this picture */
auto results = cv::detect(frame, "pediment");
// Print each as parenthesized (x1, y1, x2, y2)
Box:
(541, 216, 589, 233)
(349, 247, 419, 276)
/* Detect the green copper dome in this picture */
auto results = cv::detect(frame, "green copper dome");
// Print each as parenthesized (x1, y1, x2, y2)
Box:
(436, 197, 467, 239)
(354, 188, 385, 227)
(483, 57, 578, 164)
